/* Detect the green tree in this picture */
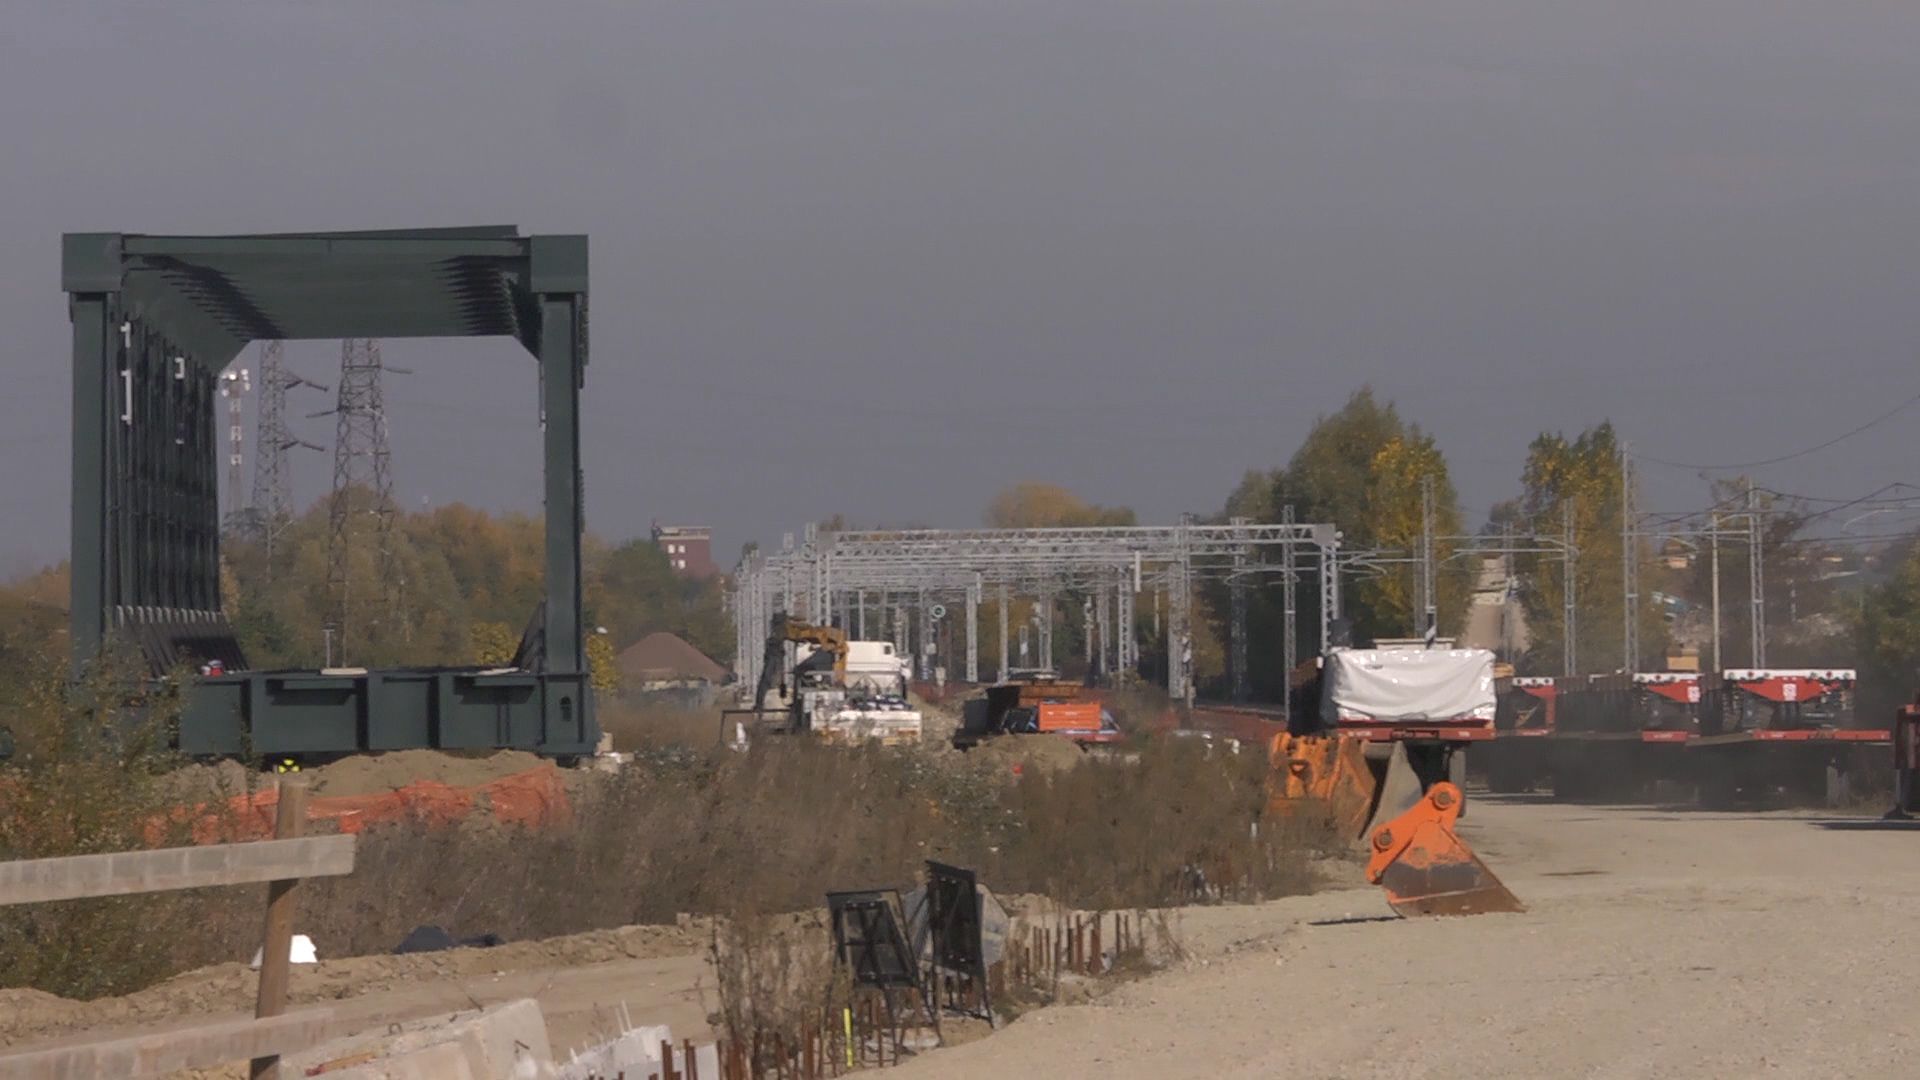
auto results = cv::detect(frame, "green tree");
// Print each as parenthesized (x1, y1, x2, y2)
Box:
(586, 633, 622, 693)
(1359, 433, 1467, 638)
(1514, 422, 1667, 675)
(220, 498, 733, 675)
(1206, 387, 1471, 699)
(469, 621, 517, 666)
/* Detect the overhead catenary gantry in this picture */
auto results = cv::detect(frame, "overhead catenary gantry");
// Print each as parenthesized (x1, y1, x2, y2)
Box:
(733, 520, 1341, 703)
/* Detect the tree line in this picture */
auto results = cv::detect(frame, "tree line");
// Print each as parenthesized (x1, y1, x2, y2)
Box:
(3, 386, 1915, 715)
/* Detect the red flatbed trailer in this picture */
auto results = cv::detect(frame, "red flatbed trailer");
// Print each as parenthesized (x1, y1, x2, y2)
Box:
(1688, 669, 1884, 805)
(1481, 676, 1557, 793)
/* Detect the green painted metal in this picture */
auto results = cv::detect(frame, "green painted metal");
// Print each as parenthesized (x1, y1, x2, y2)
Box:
(62, 227, 597, 759)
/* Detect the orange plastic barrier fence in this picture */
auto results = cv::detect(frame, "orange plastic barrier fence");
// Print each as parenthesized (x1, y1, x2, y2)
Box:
(158, 764, 573, 845)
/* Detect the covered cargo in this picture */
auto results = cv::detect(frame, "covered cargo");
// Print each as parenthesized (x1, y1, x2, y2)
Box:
(1321, 648, 1497, 733)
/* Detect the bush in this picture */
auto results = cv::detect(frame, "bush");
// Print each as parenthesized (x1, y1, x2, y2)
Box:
(0, 647, 252, 1000)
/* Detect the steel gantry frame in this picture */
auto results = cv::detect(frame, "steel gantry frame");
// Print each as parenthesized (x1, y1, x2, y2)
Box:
(732, 521, 1341, 703)
(62, 227, 597, 759)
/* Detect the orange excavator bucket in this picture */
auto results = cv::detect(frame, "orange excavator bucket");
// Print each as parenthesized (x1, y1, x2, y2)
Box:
(1365, 782, 1522, 917)
(1266, 733, 1377, 839)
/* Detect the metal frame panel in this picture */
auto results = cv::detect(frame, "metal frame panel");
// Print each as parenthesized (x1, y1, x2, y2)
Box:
(62, 227, 597, 758)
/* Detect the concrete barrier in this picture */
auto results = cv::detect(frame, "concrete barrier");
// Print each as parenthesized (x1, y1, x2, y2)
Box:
(303, 999, 555, 1080)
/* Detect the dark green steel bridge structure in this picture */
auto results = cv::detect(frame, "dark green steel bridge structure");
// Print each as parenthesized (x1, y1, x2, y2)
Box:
(61, 227, 598, 759)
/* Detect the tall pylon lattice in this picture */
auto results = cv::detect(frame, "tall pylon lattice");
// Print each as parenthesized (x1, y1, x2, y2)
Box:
(321, 338, 401, 658)
(248, 341, 327, 570)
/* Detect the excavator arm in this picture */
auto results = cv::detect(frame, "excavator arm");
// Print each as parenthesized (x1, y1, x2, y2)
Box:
(753, 616, 850, 712)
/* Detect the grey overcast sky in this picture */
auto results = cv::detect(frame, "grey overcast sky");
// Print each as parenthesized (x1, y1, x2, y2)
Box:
(5, 1, 1920, 573)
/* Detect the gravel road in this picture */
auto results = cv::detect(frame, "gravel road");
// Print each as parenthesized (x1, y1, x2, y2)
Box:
(896, 794, 1920, 1079)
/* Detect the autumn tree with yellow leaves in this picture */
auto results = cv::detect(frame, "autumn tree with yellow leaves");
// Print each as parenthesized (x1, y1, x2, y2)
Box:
(1213, 388, 1467, 698)
(1514, 421, 1666, 675)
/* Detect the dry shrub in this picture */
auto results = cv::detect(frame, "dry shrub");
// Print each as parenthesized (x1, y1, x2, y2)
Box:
(598, 697, 729, 752)
(298, 734, 1331, 956)
(981, 737, 1327, 909)
(0, 648, 252, 1000)
(708, 913, 841, 1060)
(5, 715, 1337, 998)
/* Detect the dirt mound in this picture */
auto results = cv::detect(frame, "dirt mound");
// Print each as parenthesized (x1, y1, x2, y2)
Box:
(967, 735, 1089, 774)
(307, 749, 547, 797)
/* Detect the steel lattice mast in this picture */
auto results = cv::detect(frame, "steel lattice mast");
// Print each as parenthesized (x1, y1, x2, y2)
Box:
(322, 338, 399, 658)
(248, 341, 326, 567)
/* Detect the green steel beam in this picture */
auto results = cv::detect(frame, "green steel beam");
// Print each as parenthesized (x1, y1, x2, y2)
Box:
(68, 292, 109, 671)
(62, 226, 595, 755)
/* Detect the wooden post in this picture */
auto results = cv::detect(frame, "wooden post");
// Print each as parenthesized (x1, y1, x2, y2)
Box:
(250, 776, 309, 1080)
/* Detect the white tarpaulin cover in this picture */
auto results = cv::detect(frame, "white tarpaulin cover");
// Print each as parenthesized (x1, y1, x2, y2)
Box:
(1322, 648, 1497, 724)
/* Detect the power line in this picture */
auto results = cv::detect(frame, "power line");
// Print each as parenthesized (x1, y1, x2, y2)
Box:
(1633, 388, 1920, 471)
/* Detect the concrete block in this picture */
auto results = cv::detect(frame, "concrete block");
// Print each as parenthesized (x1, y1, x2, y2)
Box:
(323, 1040, 478, 1080)
(296, 999, 554, 1080)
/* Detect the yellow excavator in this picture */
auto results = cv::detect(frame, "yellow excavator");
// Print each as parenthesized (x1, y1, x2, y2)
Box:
(1268, 646, 1522, 917)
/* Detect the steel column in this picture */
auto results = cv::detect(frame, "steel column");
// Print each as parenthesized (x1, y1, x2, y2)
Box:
(1282, 506, 1299, 719)
(68, 292, 111, 670)
(538, 295, 585, 676)
(966, 574, 980, 683)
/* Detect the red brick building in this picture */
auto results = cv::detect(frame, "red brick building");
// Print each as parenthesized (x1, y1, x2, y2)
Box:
(652, 523, 718, 579)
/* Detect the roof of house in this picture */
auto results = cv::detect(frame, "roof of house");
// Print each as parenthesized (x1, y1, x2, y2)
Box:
(617, 631, 727, 682)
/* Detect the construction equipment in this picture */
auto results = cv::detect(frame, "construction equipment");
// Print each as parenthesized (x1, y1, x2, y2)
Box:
(1365, 782, 1523, 916)
(725, 616, 922, 746)
(1268, 646, 1497, 839)
(951, 678, 1121, 751)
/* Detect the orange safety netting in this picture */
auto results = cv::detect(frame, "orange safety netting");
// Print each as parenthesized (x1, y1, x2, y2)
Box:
(159, 764, 574, 845)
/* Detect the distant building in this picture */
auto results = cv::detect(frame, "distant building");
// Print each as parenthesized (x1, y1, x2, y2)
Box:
(652, 523, 718, 579)
(617, 631, 729, 692)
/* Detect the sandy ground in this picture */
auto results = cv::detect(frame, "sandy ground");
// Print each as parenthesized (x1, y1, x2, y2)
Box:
(895, 795, 1920, 1079)
(0, 923, 713, 1064)
(10, 794, 1916, 1077)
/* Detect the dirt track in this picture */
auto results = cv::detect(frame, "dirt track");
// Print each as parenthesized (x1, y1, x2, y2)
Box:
(897, 795, 1920, 1079)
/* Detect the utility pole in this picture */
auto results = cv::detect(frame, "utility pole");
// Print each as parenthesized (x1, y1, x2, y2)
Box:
(249, 341, 326, 571)
(1709, 511, 1722, 673)
(1230, 516, 1250, 699)
(1282, 506, 1298, 721)
(1748, 482, 1767, 668)
(997, 583, 1009, 680)
(1622, 448, 1639, 673)
(1168, 515, 1194, 707)
(918, 589, 933, 681)
(219, 365, 251, 529)
(1419, 475, 1437, 644)
(1562, 499, 1578, 677)
(1039, 587, 1055, 672)
(320, 338, 400, 659)
(1500, 521, 1516, 663)
(1095, 583, 1112, 681)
